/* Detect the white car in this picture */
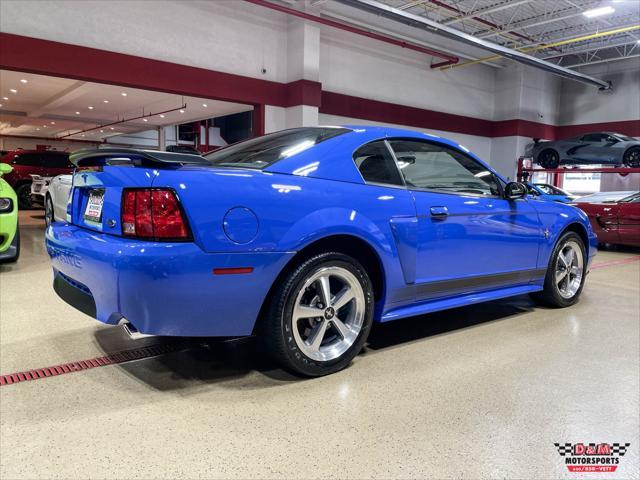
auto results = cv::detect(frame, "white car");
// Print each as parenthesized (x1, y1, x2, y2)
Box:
(44, 174, 72, 226)
(30, 175, 52, 207)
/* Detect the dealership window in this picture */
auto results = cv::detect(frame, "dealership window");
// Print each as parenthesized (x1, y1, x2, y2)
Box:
(388, 139, 501, 196)
(353, 141, 404, 186)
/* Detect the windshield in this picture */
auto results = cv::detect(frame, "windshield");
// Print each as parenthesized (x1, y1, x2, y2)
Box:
(614, 133, 635, 142)
(535, 184, 572, 196)
(203, 127, 351, 169)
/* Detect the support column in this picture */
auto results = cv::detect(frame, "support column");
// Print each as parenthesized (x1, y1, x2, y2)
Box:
(284, 17, 320, 128)
(157, 126, 166, 151)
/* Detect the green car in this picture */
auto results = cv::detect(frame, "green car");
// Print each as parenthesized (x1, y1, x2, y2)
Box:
(0, 163, 19, 263)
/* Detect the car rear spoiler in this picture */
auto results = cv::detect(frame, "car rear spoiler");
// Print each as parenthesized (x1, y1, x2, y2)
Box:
(70, 148, 209, 168)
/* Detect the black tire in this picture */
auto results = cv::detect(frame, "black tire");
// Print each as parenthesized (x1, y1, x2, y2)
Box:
(15, 183, 32, 210)
(623, 147, 640, 168)
(531, 231, 586, 308)
(45, 195, 54, 227)
(260, 252, 374, 377)
(538, 149, 560, 169)
(0, 228, 20, 263)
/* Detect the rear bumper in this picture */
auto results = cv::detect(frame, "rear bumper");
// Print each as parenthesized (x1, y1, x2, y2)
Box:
(46, 223, 294, 336)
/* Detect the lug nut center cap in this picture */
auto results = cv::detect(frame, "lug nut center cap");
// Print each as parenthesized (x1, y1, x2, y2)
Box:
(324, 307, 335, 320)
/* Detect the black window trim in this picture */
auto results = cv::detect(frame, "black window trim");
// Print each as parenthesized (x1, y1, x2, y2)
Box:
(386, 137, 506, 200)
(351, 139, 407, 190)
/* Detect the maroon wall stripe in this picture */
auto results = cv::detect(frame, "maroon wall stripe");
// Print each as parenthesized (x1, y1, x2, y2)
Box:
(0, 33, 321, 108)
(320, 91, 495, 137)
(0, 33, 637, 141)
(320, 91, 639, 140)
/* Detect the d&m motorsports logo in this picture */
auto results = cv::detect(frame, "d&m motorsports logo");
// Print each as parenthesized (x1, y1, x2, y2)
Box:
(554, 442, 631, 473)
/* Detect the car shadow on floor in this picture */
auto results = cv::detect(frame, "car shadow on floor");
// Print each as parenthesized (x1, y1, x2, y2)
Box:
(94, 294, 538, 391)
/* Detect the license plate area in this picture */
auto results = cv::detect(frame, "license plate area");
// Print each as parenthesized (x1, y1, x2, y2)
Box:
(83, 188, 105, 223)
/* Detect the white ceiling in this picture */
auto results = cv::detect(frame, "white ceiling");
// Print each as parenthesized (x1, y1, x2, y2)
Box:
(376, 0, 640, 68)
(0, 70, 252, 141)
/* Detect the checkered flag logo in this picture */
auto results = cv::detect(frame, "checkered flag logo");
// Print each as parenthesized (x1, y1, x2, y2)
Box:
(555, 443, 572, 456)
(611, 443, 630, 456)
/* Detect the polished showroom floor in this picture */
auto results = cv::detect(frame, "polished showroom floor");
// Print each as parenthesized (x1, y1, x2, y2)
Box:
(1, 210, 639, 479)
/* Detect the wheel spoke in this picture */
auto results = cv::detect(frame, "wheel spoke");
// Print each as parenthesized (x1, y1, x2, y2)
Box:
(331, 286, 354, 310)
(331, 317, 351, 340)
(555, 269, 568, 283)
(294, 304, 324, 321)
(564, 248, 575, 267)
(317, 275, 332, 307)
(306, 320, 328, 352)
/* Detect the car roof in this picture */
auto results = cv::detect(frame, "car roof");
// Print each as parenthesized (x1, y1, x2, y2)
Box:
(266, 125, 501, 184)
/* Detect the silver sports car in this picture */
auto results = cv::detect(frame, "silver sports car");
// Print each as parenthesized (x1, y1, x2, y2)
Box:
(528, 132, 640, 168)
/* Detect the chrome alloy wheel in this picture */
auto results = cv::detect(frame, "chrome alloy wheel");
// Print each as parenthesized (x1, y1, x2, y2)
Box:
(555, 240, 584, 299)
(291, 266, 365, 362)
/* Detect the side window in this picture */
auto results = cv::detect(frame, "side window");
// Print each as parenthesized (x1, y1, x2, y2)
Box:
(582, 133, 605, 142)
(44, 154, 73, 168)
(388, 139, 501, 197)
(353, 141, 403, 186)
(12, 153, 42, 167)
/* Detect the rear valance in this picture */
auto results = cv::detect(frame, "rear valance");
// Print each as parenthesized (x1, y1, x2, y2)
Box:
(70, 148, 209, 168)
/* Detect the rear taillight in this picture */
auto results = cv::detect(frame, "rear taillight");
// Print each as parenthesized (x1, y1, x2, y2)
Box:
(121, 188, 191, 240)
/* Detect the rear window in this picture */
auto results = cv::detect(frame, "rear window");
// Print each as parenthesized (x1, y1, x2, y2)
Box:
(13, 153, 42, 166)
(43, 153, 73, 168)
(203, 127, 350, 169)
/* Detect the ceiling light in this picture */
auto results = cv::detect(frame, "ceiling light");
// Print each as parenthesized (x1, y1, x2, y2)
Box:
(50, 121, 55, 125)
(143, 118, 148, 122)
(179, 109, 185, 113)
(121, 92, 127, 97)
(36, 128, 40, 131)
(100, 130, 104, 133)
(159, 114, 165, 118)
(75, 111, 80, 115)
(20, 79, 28, 84)
(2, 97, 8, 101)
(583, 6, 615, 17)
(81, 134, 85, 137)
(88, 106, 94, 110)
(9, 89, 17, 94)
(43, 125, 47, 128)
(110, 127, 115, 130)
(202, 103, 208, 107)
(103, 100, 109, 103)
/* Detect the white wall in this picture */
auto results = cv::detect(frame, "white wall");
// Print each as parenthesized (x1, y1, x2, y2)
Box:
(319, 27, 496, 120)
(0, 0, 289, 83)
(494, 64, 561, 125)
(559, 60, 640, 125)
(0, 136, 97, 152)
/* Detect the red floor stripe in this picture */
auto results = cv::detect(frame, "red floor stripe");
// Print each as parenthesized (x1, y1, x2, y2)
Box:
(0, 342, 189, 387)
(591, 256, 640, 270)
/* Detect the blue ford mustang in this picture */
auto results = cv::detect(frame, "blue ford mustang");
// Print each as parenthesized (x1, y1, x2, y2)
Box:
(46, 126, 597, 376)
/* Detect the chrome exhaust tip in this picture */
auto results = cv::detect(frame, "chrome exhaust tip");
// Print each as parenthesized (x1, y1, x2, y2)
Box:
(118, 318, 154, 340)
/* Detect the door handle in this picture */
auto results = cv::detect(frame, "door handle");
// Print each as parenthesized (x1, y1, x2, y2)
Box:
(430, 206, 449, 218)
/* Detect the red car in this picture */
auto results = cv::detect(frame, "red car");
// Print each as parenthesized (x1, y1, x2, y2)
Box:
(0, 150, 74, 208)
(573, 191, 640, 247)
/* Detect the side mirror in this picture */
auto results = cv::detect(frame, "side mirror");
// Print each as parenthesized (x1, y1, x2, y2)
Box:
(505, 182, 527, 200)
(0, 163, 13, 176)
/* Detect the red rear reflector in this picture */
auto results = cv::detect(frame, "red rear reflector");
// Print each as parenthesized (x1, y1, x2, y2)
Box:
(213, 267, 254, 275)
(121, 188, 191, 240)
